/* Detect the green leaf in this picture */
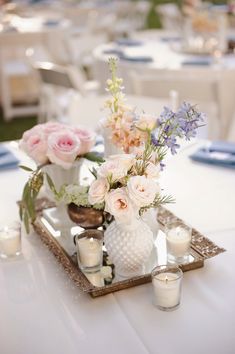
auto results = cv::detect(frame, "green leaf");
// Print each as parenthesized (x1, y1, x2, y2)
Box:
(46, 173, 57, 194)
(84, 152, 105, 163)
(19, 204, 23, 220)
(23, 212, 30, 234)
(19, 165, 34, 172)
(22, 182, 30, 201)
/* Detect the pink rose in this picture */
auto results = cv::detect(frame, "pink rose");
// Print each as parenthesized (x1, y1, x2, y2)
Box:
(72, 127, 96, 155)
(105, 188, 134, 222)
(19, 124, 45, 151)
(25, 134, 48, 165)
(43, 122, 66, 137)
(127, 176, 160, 208)
(88, 178, 109, 205)
(47, 131, 81, 169)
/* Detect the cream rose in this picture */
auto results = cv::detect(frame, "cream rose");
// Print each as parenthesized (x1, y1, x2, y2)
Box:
(88, 178, 109, 205)
(108, 154, 134, 170)
(97, 159, 128, 182)
(144, 162, 161, 179)
(136, 114, 156, 131)
(127, 176, 160, 207)
(47, 131, 81, 169)
(105, 188, 134, 222)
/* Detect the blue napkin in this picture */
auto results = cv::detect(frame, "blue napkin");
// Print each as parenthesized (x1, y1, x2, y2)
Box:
(120, 54, 153, 63)
(0, 145, 19, 171)
(102, 48, 124, 57)
(182, 58, 212, 66)
(190, 141, 235, 168)
(160, 37, 181, 42)
(0, 145, 10, 157)
(115, 38, 143, 47)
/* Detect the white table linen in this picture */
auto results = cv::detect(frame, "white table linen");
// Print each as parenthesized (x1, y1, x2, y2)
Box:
(0, 140, 235, 354)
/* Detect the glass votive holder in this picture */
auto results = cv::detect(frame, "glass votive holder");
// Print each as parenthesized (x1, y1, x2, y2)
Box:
(74, 229, 103, 273)
(165, 219, 192, 264)
(151, 265, 183, 311)
(0, 222, 21, 259)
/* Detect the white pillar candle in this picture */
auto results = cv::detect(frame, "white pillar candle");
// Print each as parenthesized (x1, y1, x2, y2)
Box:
(0, 227, 21, 258)
(77, 237, 102, 269)
(166, 226, 191, 259)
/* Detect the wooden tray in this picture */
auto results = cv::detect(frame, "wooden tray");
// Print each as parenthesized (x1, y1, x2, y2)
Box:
(32, 199, 225, 297)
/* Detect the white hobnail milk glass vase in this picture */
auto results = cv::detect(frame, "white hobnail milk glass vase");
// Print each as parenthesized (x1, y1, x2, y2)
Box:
(104, 217, 154, 278)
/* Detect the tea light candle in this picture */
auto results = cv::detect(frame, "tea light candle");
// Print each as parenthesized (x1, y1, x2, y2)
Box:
(166, 224, 191, 262)
(77, 237, 102, 269)
(0, 226, 21, 258)
(152, 266, 183, 311)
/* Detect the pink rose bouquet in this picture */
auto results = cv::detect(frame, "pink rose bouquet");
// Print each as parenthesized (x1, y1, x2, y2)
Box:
(19, 122, 97, 232)
(20, 122, 95, 169)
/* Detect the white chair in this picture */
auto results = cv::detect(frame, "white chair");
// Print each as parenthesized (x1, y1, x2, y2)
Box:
(0, 32, 42, 121)
(34, 62, 100, 123)
(129, 70, 221, 139)
(155, 4, 183, 31)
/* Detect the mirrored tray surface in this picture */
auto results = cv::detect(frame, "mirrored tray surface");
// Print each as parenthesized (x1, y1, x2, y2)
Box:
(32, 200, 225, 297)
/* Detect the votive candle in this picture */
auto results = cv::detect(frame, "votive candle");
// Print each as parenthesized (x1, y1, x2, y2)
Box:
(166, 221, 192, 263)
(0, 225, 21, 258)
(151, 265, 183, 311)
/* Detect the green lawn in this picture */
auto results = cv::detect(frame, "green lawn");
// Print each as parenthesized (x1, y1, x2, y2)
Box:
(0, 109, 37, 142)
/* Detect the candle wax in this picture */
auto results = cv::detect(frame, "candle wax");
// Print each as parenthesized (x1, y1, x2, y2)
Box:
(0, 228, 21, 257)
(166, 226, 191, 258)
(153, 272, 181, 308)
(77, 237, 102, 268)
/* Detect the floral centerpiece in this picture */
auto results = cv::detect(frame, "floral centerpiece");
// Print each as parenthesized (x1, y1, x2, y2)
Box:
(51, 58, 205, 277)
(19, 121, 98, 232)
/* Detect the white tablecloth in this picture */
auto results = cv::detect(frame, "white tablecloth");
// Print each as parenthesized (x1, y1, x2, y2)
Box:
(0, 141, 235, 354)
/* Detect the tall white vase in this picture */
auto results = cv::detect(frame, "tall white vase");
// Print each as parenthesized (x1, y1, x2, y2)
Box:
(42, 160, 82, 235)
(141, 208, 159, 241)
(100, 125, 123, 158)
(104, 217, 154, 278)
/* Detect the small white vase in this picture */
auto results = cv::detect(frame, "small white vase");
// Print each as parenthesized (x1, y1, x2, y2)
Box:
(42, 160, 82, 231)
(141, 208, 159, 241)
(104, 217, 154, 278)
(99, 124, 123, 158)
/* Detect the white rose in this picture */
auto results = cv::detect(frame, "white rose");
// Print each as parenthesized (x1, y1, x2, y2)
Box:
(105, 188, 134, 222)
(136, 114, 156, 131)
(97, 159, 128, 182)
(88, 178, 109, 205)
(145, 162, 161, 179)
(108, 154, 135, 170)
(127, 176, 160, 208)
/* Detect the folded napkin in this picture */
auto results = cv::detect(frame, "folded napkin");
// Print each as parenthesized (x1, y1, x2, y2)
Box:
(102, 48, 124, 57)
(189, 141, 235, 168)
(115, 38, 143, 47)
(160, 37, 181, 42)
(0, 145, 19, 171)
(120, 54, 153, 63)
(182, 58, 212, 66)
(0, 145, 10, 157)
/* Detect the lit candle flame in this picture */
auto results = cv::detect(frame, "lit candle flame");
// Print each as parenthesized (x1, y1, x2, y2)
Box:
(89, 237, 94, 243)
